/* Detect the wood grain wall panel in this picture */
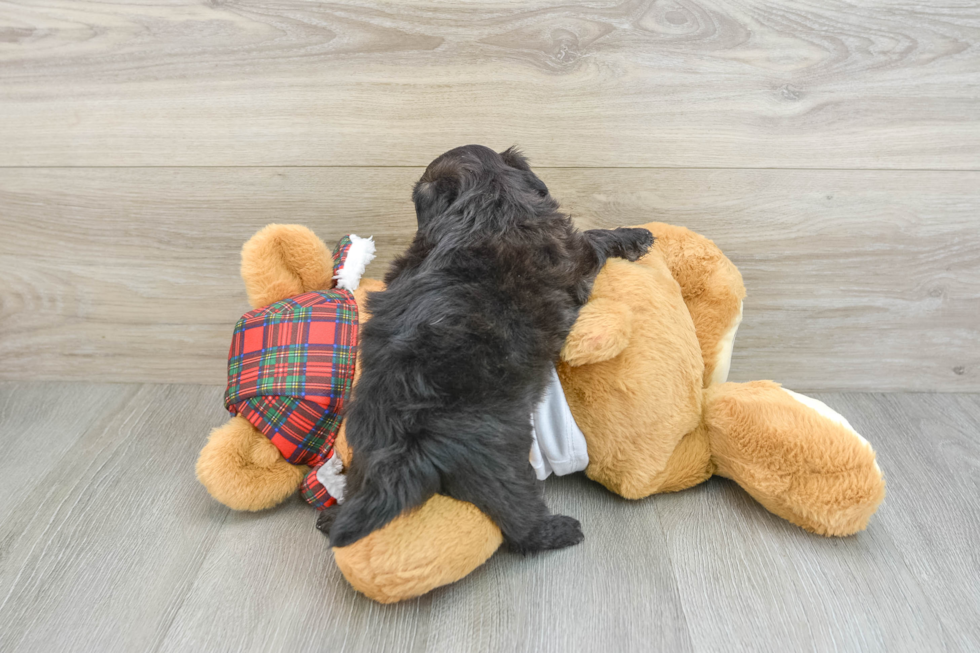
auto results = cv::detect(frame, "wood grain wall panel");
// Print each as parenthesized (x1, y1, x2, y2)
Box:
(1, 167, 976, 390)
(0, 0, 978, 167)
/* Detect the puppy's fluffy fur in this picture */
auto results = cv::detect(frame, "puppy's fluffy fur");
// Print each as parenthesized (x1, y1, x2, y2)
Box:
(327, 145, 653, 552)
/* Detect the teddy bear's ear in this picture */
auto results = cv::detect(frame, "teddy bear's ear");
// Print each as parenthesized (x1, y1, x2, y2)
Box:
(241, 224, 333, 308)
(561, 298, 634, 366)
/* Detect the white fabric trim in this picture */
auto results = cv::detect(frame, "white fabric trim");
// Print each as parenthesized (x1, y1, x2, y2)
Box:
(334, 234, 376, 291)
(710, 301, 742, 385)
(781, 388, 881, 475)
(315, 453, 347, 503)
(529, 365, 589, 480)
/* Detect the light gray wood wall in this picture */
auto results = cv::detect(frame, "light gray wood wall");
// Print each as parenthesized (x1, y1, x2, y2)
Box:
(2, 0, 979, 168)
(1, 1, 978, 391)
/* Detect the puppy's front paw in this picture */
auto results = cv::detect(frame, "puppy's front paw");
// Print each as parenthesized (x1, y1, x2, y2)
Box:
(619, 227, 655, 261)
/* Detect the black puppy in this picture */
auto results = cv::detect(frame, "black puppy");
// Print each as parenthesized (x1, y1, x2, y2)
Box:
(325, 145, 653, 553)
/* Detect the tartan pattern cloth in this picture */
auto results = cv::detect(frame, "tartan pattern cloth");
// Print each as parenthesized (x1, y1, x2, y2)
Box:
(332, 236, 353, 273)
(224, 235, 359, 509)
(300, 451, 339, 509)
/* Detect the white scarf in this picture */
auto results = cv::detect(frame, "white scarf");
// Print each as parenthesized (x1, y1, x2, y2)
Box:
(529, 365, 590, 480)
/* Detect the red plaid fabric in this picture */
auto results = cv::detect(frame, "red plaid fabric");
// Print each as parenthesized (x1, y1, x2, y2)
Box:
(224, 235, 359, 509)
(300, 450, 340, 509)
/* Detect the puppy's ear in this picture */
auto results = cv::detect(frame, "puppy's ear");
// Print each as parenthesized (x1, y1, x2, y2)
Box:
(412, 175, 460, 229)
(501, 146, 549, 198)
(500, 146, 530, 171)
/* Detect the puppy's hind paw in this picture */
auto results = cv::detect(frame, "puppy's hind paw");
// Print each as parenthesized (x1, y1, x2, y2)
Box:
(315, 504, 341, 535)
(541, 514, 585, 550)
(513, 515, 584, 554)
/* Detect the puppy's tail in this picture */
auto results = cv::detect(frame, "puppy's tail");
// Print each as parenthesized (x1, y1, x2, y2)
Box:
(328, 443, 440, 548)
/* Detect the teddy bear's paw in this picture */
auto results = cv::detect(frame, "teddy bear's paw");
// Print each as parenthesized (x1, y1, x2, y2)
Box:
(511, 514, 584, 555)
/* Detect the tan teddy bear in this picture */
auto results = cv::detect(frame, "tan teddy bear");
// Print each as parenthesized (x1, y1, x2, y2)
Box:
(197, 222, 886, 604)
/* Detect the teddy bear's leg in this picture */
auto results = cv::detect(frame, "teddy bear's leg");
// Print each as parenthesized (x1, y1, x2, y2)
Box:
(703, 381, 886, 536)
(324, 422, 505, 603)
(196, 416, 308, 511)
(634, 223, 746, 388)
(333, 495, 503, 603)
(240, 224, 336, 309)
(642, 427, 715, 494)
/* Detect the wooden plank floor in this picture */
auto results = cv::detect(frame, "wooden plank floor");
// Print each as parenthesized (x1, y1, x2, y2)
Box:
(0, 382, 977, 652)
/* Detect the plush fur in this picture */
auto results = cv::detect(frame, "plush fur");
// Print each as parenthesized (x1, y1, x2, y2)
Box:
(330, 419, 503, 604)
(195, 221, 885, 604)
(704, 381, 886, 536)
(647, 223, 746, 387)
(240, 223, 335, 310)
(558, 254, 706, 499)
(196, 416, 308, 511)
(330, 223, 885, 603)
(334, 494, 503, 604)
(328, 145, 653, 551)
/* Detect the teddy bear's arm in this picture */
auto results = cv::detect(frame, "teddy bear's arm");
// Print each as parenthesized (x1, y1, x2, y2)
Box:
(560, 299, 633, 366)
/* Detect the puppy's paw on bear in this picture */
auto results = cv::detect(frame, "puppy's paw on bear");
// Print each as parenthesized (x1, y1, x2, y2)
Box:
(619, 227, 655, 261)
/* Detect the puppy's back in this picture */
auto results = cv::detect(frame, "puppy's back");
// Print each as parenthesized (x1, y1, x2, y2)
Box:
(330, 145, 598, 548)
